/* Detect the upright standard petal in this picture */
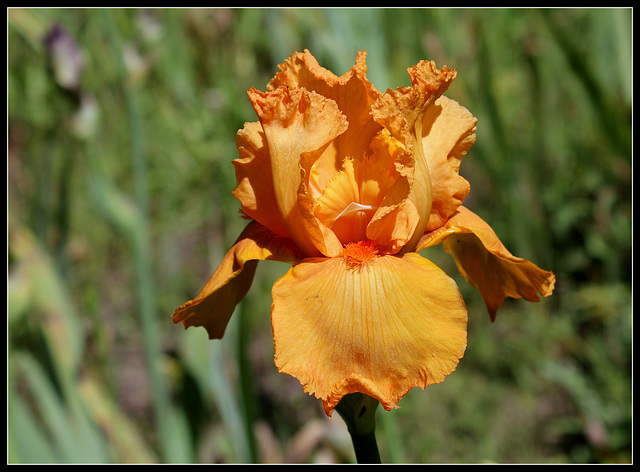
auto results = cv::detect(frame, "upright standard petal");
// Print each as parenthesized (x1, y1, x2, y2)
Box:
(311, 131, 419, 251)
(271, 247, 467, 416)
(268, 49, 382, 170)
(422, 96, 477, 231)
(248, 86, 348, 257)
(371, 61, 458, 253)
(233, 121, 291, 239)
(418, 206, 556, 320)
(365, 129, 420, 253)
(173, 221, 302, 339)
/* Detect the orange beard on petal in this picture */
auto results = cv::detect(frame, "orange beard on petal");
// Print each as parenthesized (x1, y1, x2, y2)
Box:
(341, 240, 379, 268)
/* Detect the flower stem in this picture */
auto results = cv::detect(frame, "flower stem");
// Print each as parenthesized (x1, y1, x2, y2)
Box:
(335, 393, 382, 464)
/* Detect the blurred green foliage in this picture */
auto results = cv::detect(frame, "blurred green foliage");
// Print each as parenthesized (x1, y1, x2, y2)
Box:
(8, 8, 631, 464)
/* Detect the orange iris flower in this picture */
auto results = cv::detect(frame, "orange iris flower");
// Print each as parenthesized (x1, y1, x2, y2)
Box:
(173, 50, 555, 417)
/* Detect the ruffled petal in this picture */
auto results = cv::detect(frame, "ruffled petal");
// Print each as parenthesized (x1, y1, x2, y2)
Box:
(248, 86, 348, 257)
(269, 49, 382, 169)
(271, 250, 467, 416)
(173, 221, 302, 339)
(417, 206, 556, 320)
(422, 96, 477, 231)
(365, 129, 420, 253)
(312, 138, 413, 248)
(371, 61, 458, 253)
(233, 121, 290, 238)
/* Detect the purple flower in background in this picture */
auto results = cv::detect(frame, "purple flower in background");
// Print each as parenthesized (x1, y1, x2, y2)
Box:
(44, 24, 85, 92)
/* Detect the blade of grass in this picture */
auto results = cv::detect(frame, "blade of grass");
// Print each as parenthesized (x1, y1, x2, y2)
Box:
(10, 353, 109, 463)
(99, 10, 188, 463)
(235, 302, 258, 462)
(539, 9, 631, 157)
(178, 325, 254, 463)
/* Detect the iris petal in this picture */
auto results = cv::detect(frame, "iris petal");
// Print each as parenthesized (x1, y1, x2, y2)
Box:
(418, 206, 556, 320)
(422, 96, 477, 231)
(173, 221, 302, 339)
(372, 61, 458, 252)
(271, 251, 467, 416)
(248, 86, 348, 257)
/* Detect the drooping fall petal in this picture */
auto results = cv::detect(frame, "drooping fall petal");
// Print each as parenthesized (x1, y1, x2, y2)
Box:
(173, 221, 302, 339)
(271, 247, 467, 416)
(417, 206, 556, 320)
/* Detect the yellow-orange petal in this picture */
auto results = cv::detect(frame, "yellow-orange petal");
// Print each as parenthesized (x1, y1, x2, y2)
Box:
(417, 206, 556, 320)
(313, 147, 407, 247)
(422, 96, 477, 231)
(233, 121, 290, 238)
(248, 86, 347, 258)
(371, 61, 458, 253)
(173, 221, 302, 339)
(365, 130, 420, 253)
(271, 251, 467, 417)
(269, 50, 382, 167)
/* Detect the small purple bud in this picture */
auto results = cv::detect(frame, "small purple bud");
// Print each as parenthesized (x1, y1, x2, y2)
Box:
(44, 24, 84, 91)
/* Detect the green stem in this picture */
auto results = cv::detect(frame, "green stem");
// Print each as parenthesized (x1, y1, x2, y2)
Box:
(100, 10, 175, 461)
(335, 393, 382, 464)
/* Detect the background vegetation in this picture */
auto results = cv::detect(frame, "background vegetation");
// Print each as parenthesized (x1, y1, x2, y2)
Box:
(8, 8, 631, 464)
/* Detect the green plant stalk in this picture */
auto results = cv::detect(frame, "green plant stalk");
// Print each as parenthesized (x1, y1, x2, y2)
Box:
(99, 10, 176, 461)
(236, 303, 258, 462)
(127, 84, 178, 462)
(335, 393, 382, 464)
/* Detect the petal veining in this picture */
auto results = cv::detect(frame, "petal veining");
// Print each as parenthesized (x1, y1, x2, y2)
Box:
(271, 252, 467, 416)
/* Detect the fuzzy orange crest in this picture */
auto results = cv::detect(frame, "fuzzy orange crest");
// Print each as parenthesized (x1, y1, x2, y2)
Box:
(341, 240, 379, 268)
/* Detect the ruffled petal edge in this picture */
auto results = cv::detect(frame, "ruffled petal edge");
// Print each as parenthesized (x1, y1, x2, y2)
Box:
(271, 251, 467, 416)
(418, 206, 556, 320)
(173, 221, 303, 339)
